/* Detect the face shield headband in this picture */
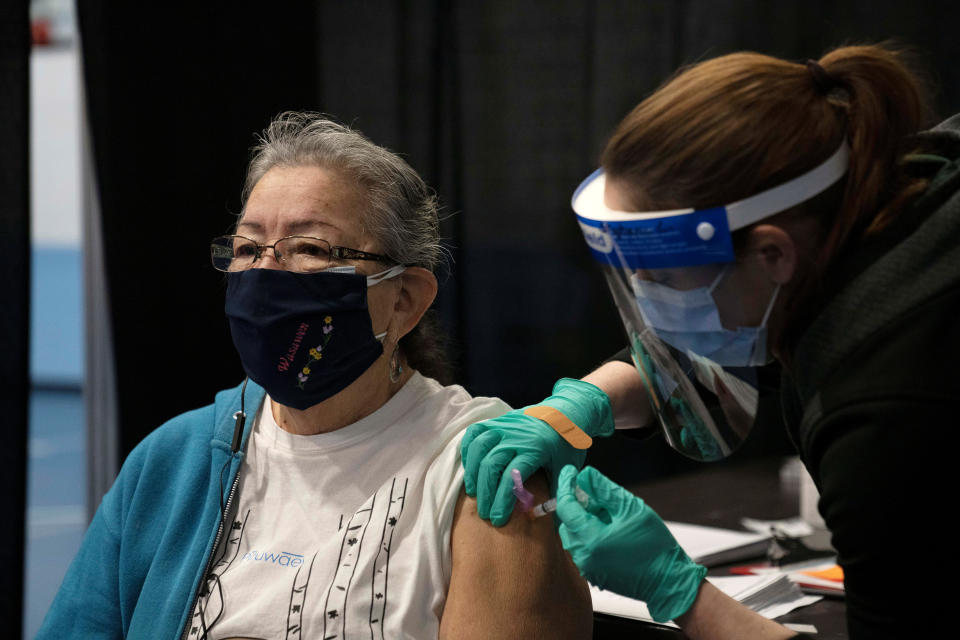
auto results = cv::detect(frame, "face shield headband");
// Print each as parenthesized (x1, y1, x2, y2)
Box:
(572, 140, 850, 269)
(572, 141, 849, 461)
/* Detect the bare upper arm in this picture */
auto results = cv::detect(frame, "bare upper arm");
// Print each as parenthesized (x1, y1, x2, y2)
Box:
(439, 472, 593, 639)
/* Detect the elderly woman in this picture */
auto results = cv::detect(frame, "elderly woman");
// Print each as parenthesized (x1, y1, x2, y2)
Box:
(38, 113, 591, 639)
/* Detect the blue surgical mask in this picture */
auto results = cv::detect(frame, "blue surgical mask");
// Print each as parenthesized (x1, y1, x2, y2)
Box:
(631, 269, 779, 367)
(224, 265, 405, 410)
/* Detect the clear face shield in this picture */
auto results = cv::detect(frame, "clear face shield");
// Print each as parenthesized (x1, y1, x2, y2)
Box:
(572, 142, 849, 461)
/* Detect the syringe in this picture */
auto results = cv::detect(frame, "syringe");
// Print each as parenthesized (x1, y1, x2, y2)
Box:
(511, 468, 591, 518)
(530, 497, 557, 518)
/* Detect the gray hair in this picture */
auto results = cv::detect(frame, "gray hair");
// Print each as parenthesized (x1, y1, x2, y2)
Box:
(241, 112, 454, 382)
(242, 111, 444, 272)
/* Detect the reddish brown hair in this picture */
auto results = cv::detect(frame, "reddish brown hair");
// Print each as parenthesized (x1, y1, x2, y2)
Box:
(601, 44, 933, 359)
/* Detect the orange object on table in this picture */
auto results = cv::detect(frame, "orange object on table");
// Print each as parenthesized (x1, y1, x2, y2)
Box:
(799, 565, 844, 582)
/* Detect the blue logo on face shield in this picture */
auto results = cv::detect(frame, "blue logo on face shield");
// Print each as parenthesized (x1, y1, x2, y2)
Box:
(576, 208, 734, 269)
(578, 222, 613, 253)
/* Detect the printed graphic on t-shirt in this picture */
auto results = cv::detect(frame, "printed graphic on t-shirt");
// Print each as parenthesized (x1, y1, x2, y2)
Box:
(187, 509, 251, 637)
(189, 477, 409, 639)
(321, 477, 407, 640)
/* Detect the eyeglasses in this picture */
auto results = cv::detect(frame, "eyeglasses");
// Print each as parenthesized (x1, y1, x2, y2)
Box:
(210, 234, 395, 273)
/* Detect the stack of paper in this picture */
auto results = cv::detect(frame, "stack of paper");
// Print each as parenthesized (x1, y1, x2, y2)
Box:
(748, 561, 845, 596)
(711, 575, 821, 619)
(665, 521, 771, 567)
(591, 574, 821, 627)
(792, 564, 844, 596)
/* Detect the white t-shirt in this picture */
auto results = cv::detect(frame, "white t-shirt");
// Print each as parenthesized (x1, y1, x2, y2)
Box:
(189, 373, 509, 640)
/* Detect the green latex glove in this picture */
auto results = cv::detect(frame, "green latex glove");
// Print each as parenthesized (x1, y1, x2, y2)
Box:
(556, 465, 707, 623)
(461, 378, 614, 526)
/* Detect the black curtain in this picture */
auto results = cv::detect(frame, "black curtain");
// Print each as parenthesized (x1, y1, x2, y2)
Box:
(0, 0, 30, 634)
(79, 1, 960, 483)
(78, 1, 321, 459)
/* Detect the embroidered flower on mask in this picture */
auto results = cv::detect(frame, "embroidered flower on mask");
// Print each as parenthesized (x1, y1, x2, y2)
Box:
(297, 316, 334, 390)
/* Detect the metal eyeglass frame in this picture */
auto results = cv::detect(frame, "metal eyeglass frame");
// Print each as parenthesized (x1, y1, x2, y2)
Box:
(210, 234, 395, 272)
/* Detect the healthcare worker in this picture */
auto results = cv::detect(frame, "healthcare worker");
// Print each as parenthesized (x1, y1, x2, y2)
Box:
(462, 44, 959, 639)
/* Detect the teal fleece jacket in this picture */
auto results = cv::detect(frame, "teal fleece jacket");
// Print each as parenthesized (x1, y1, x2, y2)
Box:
(37, 380, 266, 640)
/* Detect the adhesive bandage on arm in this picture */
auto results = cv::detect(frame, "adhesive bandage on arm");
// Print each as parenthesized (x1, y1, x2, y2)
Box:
(522, 405, 594, 450)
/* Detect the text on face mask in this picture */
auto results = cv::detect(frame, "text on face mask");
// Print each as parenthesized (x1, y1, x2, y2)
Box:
(277, 322, 310, 372)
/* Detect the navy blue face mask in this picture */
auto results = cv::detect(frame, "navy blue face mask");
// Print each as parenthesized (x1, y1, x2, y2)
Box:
(225, 266, 404, 410)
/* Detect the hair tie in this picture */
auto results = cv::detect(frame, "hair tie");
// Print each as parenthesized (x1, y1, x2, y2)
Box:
(805, 59, 838, 94)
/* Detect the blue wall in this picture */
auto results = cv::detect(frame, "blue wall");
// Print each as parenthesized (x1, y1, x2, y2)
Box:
(24, 246, 85, 638)
(30, 246, 83, 386)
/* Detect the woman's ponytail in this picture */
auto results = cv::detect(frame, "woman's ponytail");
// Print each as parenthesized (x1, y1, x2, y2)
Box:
(816, 45, 932, 256)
